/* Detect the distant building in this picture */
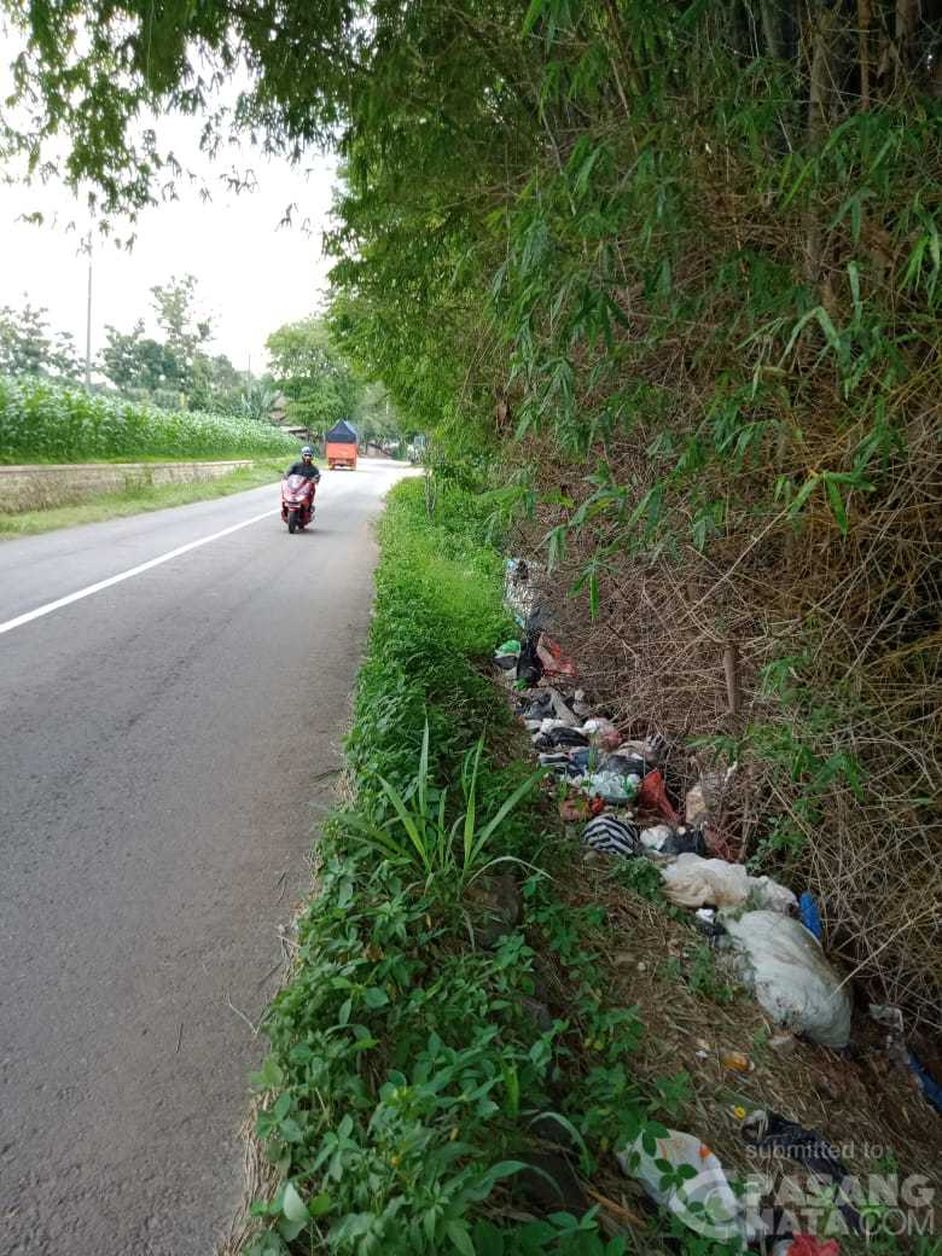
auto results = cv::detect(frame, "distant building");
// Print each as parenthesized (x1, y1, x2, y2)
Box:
(268, 392, 310, 441)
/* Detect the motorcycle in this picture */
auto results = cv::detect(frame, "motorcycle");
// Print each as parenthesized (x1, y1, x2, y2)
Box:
(281, 473, 317, 533)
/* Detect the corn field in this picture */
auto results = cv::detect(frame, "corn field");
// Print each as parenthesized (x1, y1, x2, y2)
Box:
(0, 376, 298, 463)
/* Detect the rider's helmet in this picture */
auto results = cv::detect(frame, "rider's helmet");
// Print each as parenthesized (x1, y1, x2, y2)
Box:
(301, 445, 314, 461)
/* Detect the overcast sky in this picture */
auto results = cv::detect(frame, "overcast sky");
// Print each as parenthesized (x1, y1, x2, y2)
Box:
(0, 38, 339, 375)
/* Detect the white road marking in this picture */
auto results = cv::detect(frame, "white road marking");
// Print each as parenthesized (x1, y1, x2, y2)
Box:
(0, 509, 277, 637)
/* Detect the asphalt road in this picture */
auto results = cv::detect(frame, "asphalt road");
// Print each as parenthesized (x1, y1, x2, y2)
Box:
(0, 460, 414, 1254)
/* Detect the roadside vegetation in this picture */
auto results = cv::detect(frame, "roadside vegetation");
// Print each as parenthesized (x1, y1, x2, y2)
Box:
(0, 375, 297, 463)
(0, 457, 287, 537)
(239, 479, 657, 1254)
(1, 285, 412, 461)
(2, 1, 939, 1248)
(238, 478, 940, 1254)
(9, 0, 933, 1036)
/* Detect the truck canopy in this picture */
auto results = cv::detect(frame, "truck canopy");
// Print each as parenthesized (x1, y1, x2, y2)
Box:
(325, 419, 357, 444)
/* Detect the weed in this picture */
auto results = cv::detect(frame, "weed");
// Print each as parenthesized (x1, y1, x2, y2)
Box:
(609, 857, 666, 904)
(685, 945, 737, 1006)
(343, 721, 544, 887)
(663, 944, 736, 1007)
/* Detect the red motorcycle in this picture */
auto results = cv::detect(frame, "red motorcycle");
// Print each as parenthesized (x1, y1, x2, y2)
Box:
(281, 473, 316, 533)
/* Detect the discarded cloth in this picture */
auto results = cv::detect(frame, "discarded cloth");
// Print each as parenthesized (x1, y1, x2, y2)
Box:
(517, 633, 543, 686)
(701, 822, 742, 863)
(572, 689, 593, 718)
(640, 824, 706, 857)
(559, 794, 604, 823)
(693, 907, 725, 939)
(602, 752, 649, 778)
(741, 1108, 860, 1233)
(504, 558, 537, 627)
(538, 752, 576, 769)
(548, 687, 579, 726)
(685, 782, 710, 826)
(869, 1005, 942, 1113)
(533, 725, 589, 751)
(582, 815, 642, 858)
(581, 717, 621, 750)
(516, 691, 554, 721)
(618, 1128, 760, 1244)
(907, 1052, 942, 1114)
(639, 823, 673, 852)
(661, 854, 798, 913)
(721, 911, 851, 1048)
(772, 1237, 841, 1256)
(742, 1108, 847, 1181)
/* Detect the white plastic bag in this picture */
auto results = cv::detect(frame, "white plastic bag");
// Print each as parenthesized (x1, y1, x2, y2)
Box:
(661, 853, 797, 913)
(581, 717, 622, 750)
(640, 823, 674, 852)
(618, 1128, 761, 1244)
(583, 770, 640, 802)
(721, 910, 851, 1048)
(504, 558, 538, 627)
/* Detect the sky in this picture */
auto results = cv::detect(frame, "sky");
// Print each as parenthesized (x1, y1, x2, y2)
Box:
(0, 39, 339, 376)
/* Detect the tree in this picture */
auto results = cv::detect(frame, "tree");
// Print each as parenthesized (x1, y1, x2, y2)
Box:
(240, 377, 279, 423)
(0, 302, 79, 379)
(352, 381, 402, 449)
(189, 352, 244, 414)
(100, 320, 181, 395)
(99, 275, 245, 411)
(265, 318, 359, 434)
(150, 275, 212, 386)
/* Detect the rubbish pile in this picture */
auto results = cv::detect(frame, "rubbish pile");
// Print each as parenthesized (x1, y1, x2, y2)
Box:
(493, 559, 941, 1248)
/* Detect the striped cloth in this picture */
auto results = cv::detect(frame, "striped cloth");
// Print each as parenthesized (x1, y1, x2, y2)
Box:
(582, 814, 642, 858)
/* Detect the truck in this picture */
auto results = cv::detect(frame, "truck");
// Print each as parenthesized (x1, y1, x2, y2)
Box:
(325, 419, 358, 470)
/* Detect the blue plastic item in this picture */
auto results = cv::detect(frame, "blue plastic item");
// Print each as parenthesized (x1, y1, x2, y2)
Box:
(908, 1053, 942, 1114)
(799, 891, 823, 941)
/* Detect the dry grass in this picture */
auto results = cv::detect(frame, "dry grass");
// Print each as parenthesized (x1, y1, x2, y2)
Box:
(511, 410, 941, 1041)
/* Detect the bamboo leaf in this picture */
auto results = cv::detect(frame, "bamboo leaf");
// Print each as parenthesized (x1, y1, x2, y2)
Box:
(788, 473, 820, 518)
(417, 719, 430, 829)
(462, 737, 484, 867)
(847, 261, 862, 323)
(824, 474, 848, 535)
(780, 307, 818, 362)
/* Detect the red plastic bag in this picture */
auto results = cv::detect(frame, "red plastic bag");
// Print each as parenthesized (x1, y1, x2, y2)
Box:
(637, 770, 681, 823)
(777, 1238, 840, 1256)
(559, 793, 606, 823)
(535, 634, 577, 678)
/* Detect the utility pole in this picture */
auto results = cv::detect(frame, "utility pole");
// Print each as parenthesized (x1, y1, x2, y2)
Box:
(84, 230, 93, 392)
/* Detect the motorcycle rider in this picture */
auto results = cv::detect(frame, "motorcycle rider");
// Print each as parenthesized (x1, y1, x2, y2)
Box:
(285, 445, 322, 483)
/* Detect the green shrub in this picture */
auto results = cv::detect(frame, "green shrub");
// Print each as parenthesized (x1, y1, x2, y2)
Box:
(247, 479, 645, 1253)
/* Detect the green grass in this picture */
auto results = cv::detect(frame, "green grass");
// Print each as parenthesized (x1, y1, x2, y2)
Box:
(0, 374, 298, 463)
(243, 479, 667, 1255)
(246, 478, 928, 1256)
(0, 459, 287, 537)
